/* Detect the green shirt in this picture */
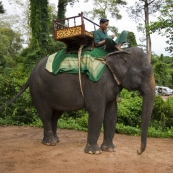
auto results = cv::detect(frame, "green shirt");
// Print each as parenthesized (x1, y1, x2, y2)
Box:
(93, 29, 108, 49)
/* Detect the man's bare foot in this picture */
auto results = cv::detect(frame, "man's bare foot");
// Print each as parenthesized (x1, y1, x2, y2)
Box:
(115, 46, 122, 51)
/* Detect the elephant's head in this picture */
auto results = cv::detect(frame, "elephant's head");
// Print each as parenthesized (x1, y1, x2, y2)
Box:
(105, 47, 155, 154)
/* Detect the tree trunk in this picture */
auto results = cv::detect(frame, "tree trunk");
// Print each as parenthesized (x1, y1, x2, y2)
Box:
(144, 0, 152, 63)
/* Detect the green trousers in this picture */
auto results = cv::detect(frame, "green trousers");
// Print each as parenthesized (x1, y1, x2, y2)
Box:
(105, 30, 128, 52)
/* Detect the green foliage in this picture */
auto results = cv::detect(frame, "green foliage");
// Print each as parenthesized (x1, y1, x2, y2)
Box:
(126, 31, 138, 47)
(21, 0, 66, 73)
(57, 0, 67, 21)
(127, 0, 163, 22)
(116, 123, 140, 136)
(58, 109, 88, 131)
(0, 54, 6, 72)
(149, 0, 173, 54)
(118, 89, 142, 127)
(29, 0, 50, 57)
(0, 1, 5, 14)
(151, 54, 173, 88)
(0, 64, 37, 125)
(152, 95, 165, 121)
(84, 0, 127, 34)
(0, 27, 23, 59)
(153, 60, 171, 86)
(151, 95, 173, 131)
(127, 0, 163, 62)
(47, 39, 66, 55)
(84, 0, 127, 19)
(58, 112, 88, 132)
(164, 97, 173, 127)
(18, 39, 65, 73)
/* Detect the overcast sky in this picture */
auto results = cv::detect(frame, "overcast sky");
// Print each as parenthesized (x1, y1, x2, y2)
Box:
(1, 0, 170, 56)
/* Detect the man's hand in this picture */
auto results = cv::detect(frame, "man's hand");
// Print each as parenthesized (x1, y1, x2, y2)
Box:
(96, 40, 105, 47)
(110, 35, 115, 39)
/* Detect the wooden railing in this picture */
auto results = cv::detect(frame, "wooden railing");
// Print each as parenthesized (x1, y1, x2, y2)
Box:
(53, 12, 99, 41)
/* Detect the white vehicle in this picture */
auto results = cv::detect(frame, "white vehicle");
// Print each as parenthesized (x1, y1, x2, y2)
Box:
(155, 86, 159, 95)
(157, 86, 173, 96)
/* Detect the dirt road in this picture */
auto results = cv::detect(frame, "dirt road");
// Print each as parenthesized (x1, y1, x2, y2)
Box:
(0, 126, 173, 173)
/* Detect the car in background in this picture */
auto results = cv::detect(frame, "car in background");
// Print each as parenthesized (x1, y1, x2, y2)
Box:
(155, 86, 159, 95)
(157, 86, 173, 96)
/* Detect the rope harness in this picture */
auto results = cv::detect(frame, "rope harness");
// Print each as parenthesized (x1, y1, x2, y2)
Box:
(78, 45, 84, 98)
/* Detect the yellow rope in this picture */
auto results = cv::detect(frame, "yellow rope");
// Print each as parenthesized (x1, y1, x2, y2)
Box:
(78, 45, 84, 98)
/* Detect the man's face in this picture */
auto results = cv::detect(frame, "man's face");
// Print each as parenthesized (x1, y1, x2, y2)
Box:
(100, 21, 109, 30)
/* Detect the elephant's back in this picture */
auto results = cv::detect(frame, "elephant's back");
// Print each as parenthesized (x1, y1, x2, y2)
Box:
(28, 56, 86, 111)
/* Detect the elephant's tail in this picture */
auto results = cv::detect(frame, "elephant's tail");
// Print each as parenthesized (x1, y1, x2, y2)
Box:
(0, 80, 29, 112)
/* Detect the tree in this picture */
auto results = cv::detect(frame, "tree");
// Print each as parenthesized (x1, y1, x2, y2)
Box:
(0, 27, 23, 59)
(0, 1, 5, 14)
(82, 0, 138, 47)
(151, 53, 173, 87)
(57, 0, 67, 21)
(0, 0, 31, 46)
(57, 0, 77, 21)
(0, 27, 23, 70)
(149, 0, 173, 54)
(84, 0, 127, 20)
(9, 0, 31, 46)
(29, 0, 50, 56)
(83, 0, 127, 35)
(127, 0, 163, 63)
(126, 32, 138, 47)
(82, 0, 128, 44)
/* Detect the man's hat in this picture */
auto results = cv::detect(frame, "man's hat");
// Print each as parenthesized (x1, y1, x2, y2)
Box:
(100, 18, 109, 24)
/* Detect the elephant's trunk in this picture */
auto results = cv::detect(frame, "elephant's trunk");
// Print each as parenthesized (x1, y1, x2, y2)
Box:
(138, 73, 155, 154)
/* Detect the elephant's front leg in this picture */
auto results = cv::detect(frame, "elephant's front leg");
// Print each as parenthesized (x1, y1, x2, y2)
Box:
(101, 100, 117, 152)
(84, 108, 105, 154)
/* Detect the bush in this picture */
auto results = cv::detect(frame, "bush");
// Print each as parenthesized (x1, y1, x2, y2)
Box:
(151, 95, 173, 130)
(164, 97, 173, 128)
(0, 64, 37, 125)
(118, 90, 142, 127)
(58, 113, 88, 132)
(152, 95, 166, 121)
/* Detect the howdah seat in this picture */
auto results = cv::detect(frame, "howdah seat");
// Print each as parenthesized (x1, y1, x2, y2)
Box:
(53, 12, 99, 53)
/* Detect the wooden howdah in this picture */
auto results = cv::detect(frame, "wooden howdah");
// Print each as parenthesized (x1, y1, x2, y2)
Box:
(53, 13, 99, 52)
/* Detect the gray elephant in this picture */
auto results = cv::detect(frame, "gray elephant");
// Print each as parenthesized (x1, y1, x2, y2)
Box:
(1, 47, 155, 154)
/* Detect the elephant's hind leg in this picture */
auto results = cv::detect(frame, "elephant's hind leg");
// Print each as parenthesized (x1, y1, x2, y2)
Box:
(51, 109, 63, 143)
(101, 100, 117, 152)
(37, 108, 57, 146)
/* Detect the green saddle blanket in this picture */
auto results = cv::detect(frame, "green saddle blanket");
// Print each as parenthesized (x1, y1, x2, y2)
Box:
(45, 48, 109, 82)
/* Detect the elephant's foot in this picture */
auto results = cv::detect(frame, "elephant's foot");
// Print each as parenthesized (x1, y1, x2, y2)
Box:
(84, 144, 102, 154)
(101, 142, 116, 152)
(42, 136, 58, 146)
(54, 135, 60, 143)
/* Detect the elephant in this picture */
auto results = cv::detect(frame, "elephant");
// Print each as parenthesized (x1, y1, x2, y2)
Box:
(0, 47, 155, 155)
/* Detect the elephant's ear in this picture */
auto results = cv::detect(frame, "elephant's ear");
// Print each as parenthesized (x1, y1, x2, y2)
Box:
(105, 51, 131, 85)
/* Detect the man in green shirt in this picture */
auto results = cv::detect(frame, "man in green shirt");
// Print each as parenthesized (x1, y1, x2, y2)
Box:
(93, 18, 128, 52)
